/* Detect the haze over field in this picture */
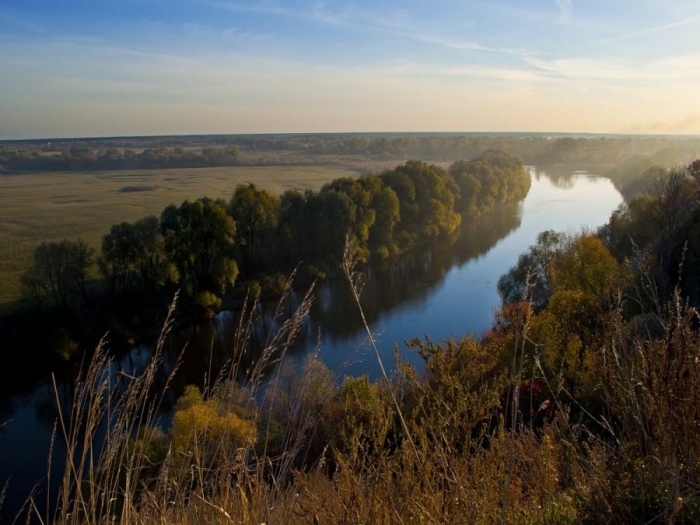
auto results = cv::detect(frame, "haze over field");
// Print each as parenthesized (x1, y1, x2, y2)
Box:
(2, 0, 700, 139)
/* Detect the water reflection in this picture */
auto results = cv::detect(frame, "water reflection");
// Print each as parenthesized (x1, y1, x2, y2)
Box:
(310, 201, 522, 341)
(147, 200, 523, 393)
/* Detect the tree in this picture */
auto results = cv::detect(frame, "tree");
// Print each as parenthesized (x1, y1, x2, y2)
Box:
(99, 222, 139, 295)
(369, 185, 400, 259)
(99, 218, 175, 295)
(161, 198, 237, 295)
(169, 385, 256, 468)
(229, 184, 279, 278)
(449, 150, 530, 215)
(21, 239, 94, 308)
(531, 235, 617, 396)
(643, 169, 696, 293)
(74, 238, 95, 302)
(549, 234, 618, 301)
(688, 159, 700, 181)
(131, 216, 174, 288)
(278, 190, 308, 267)
(497, 230, 564, 309)
(322, 176, 379, 261)
(381, 161, 460, 248)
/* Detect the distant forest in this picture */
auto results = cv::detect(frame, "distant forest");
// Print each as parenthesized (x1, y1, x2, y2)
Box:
(2, 133, 700, 183)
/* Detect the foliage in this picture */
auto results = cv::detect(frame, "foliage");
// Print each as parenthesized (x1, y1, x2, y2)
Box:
(21, 238, 94, 308)
(449, 149, 532, 214)
(228, 184, 279, 278)
(20, 164, 700, 524)
(169, 385, 257, 466)
(0, 144, 239, 171)
(50, 328, 80, 361)
(550, 234, 618, 300)
(161, 198, 237, 295)
(194, 290, 222, 317)
(497, 230, 565, 309)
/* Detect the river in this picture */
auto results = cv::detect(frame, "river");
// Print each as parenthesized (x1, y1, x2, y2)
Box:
(0, 168, 622, 521)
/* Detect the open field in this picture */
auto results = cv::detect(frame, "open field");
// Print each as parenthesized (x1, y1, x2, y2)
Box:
(0, 165, 364, 310)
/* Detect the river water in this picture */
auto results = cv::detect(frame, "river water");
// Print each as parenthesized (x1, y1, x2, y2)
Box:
(0, 168, 622, 520)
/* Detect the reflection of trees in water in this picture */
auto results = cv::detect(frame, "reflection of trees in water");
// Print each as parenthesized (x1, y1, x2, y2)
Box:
(534, 166, 584, 190)
(161, 295, 315, 397)
(112, 202, 522, 400)
(290, 201, 522, 344)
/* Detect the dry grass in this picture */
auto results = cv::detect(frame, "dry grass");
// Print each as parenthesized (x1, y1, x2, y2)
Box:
(9, 240, 700, 524)
(0, 165, 362, 311)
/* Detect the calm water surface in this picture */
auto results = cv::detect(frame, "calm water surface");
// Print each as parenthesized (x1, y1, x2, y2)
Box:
(0, 169, 622, 520)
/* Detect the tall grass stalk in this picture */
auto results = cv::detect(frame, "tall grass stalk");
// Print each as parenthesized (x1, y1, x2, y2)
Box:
(14, 252, 700, 523)
(22, 281, 324, 525)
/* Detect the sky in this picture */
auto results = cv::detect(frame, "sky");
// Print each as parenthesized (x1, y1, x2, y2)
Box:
(1, 0, 700, 139)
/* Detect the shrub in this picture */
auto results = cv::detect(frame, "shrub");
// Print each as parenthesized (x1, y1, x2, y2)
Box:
(170, 385, 257, 467)
(194, 290, 222, 316)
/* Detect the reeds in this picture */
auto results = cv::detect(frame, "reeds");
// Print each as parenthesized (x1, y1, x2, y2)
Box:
(11, 252, 700, 524)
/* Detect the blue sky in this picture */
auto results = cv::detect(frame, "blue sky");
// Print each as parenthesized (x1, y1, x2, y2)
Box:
(1, 0, 700, 138)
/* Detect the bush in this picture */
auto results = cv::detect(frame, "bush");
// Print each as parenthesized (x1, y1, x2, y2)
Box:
(261, 273, 289, 295)
(170, 385, 257, 467)
(194, 290, 221, 316)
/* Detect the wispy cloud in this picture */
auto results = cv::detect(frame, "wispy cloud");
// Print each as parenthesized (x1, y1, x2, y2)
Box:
(398, 63, 561, 84)
(598, 15, 700, 43)
(525, 53, 700, 84)
(206, 0, 537, 58)
(200, 1, 296, 18)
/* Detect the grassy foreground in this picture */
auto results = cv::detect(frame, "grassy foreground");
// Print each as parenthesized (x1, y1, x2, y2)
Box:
(12, 237, 700, 525)
(0, 165, 361, 310)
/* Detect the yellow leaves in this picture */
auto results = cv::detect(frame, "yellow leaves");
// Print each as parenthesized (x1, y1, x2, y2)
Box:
(550, 234, 617, 300)
(529, 234, 619, 396)
(170, 385, 257, 462)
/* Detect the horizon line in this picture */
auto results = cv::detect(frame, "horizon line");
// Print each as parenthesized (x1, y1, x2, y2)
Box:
(3, 130, 700, 143)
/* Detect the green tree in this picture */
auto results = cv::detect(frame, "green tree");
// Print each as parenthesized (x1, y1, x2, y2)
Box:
(322, 176, 378, 261)
(131, 216, 175, 288)
(381, 161, 460, 248)
(99, 218, 175, 295)
(21, 239, 94, 308)
(99, 222, 139, 295)
(449, 150, 530, 215)
(161, 198, 237, 294)
(369, 185, 400, 259)
(229, 184, 279, 278)
(278, 190, 308, 267)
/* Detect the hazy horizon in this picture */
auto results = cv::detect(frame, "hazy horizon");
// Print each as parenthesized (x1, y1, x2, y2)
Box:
(2, 0, 700, 140)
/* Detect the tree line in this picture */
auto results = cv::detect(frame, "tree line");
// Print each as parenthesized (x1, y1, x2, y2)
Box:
(20, 150, 530, 320)
(0, 145, 240, 172)
(3, 133, 699, 180)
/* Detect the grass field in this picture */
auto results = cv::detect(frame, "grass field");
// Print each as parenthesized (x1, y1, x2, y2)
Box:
(0, 165, 363, 310)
